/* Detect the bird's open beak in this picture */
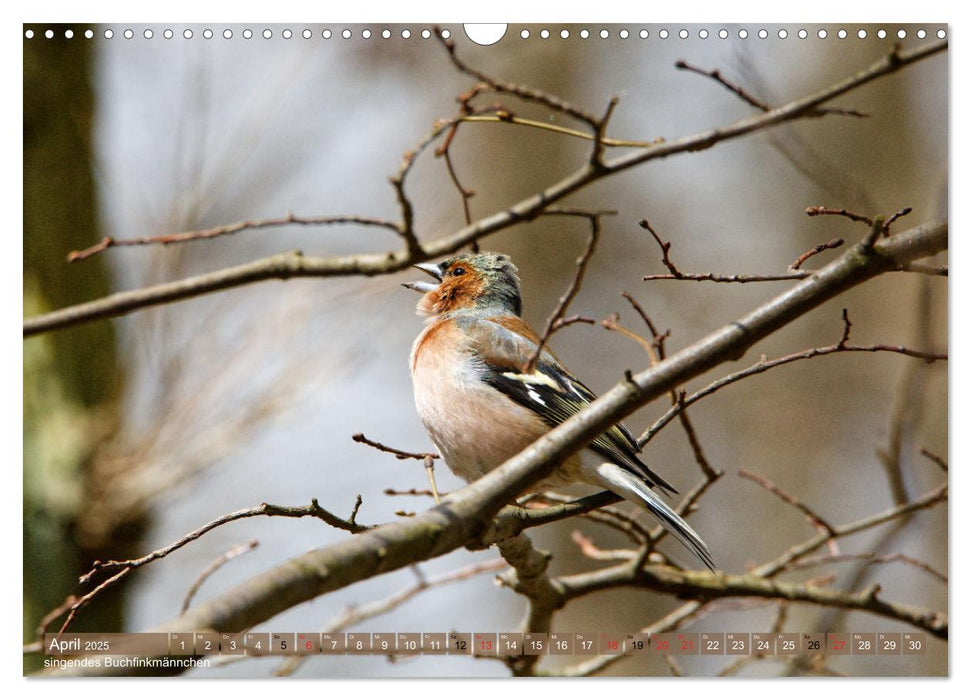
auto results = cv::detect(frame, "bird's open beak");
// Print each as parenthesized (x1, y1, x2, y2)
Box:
(402, 262, 442, 293)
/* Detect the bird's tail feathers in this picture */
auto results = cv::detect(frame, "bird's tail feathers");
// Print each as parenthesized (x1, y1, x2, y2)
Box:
(589, 462, 715, 571)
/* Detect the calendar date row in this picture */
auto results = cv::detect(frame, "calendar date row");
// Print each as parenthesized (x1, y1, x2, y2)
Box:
(45, 631, 927, 657)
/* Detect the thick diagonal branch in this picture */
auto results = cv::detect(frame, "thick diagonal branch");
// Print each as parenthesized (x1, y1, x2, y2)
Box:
(45, 222, 946, 677)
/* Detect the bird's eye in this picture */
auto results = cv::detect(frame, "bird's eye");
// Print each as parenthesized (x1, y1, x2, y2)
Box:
(450, 267, 466, 277)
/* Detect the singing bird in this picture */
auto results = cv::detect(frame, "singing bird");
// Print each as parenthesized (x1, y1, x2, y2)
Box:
(404, 252, 713, 570)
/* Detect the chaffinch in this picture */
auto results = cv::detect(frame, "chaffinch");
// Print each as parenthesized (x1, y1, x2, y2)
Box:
(404, 252, 714, 570)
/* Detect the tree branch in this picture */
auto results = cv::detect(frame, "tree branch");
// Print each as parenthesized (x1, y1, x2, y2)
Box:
(23, 41, 946, 337)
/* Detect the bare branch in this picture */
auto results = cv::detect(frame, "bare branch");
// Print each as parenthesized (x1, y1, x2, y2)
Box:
(66, 213, 402, 262)
(676, 59, 870, 118)
(86, 500, 368, 582)
(557, 559, 947, 639)
(434, 26, 600, 128)
(789, 238, 845, 270)
(750, 484, 947, 579)
(522, 212, 603, 372)
(786, 551, 947, 584)
(739, 470, 837, 538)
(920, 447, 948, 472)
(24, 41, 946, 338)
(181, 541, 259, 614)
(640, 307, 946, 446)
(352, 433, 439, 461)
(459, 112, 664, 148)
(640, 219, 681, 277)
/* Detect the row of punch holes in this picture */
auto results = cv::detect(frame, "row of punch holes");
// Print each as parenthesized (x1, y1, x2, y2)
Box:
(24, 25, 947, 44)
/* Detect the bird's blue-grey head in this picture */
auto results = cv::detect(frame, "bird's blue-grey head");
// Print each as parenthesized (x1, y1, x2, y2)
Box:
(403, 252, 523, 317)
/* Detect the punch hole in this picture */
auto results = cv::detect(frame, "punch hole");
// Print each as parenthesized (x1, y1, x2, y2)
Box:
(124, 28, 133, 39)
(678, 29, 688, 39)
(600, 29, 609, 39)
(858, 29, 867, 39)
(243, 29, 253, 39)
(937, 29, 946, 39)
(322, 29, 332, 39)
(223, 29, 232, 39)
(203, 29, 213, 39)
(877, 29, 887, 38)
(85, 29, 94, 38)
(422, 29, 431, 39)
(24, 29, 33, 38)
(817, 29, 827, 39)
(302, 29, 311, 39)
(718, 29, 728, 39)
(381, 29, 391, 39)
(65, 29, 74, 38)
(263, 29, 272, 39)
(105, 29, 114, 39)
(738, 29, 748, 39)
(402, 29, 411, 39)
(342, 29, 351, 39)
(916, 29, 926, 39)
(778, 29, 788, 39)
(897, 29, 907, 39)
(798, 29, 807, 39)
(837, 29, 847, 39)
(540, 29, 550, 39)
(283, 29, 293, 39)
(143, 29, 152, 39)
(659, 29, 668, 39)
(619, 29, 629, 39)
(520, 29, 529, 39)
(758, 28, 768, 39)
(45, 29, 53, 38)
(362, 29, 372, 39)
(560, 29, 569, 39)
(698, 29, 708, 39)
(582, 29, 591, 39)
(464, 24, 506, 45)
(639, 29, 648, 39)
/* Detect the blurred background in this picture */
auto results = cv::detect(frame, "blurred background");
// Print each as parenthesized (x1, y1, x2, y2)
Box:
(23, 23, 948, 677)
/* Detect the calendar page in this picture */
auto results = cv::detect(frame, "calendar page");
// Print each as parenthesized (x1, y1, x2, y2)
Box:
(22, 16, 949, 681)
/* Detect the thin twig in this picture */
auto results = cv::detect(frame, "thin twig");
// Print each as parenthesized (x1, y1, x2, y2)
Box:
(78, 498, 370, 588)
(640, 219, 681, 277)
(920, 447, 948, 472)
(805, 206, 874, 225)
(884, 206, 914, 234)
(458, 113, 664, 148)
(34, 595, 79, 643)
(739, 470, 837, 538)
(383, 487, 448, 498)
(644, 270, 815, 283)
(785, 551, 947, 584)
(424, 455, 442, 504)
(352, 433, 439, 461)
(435, 26, 600, 127)
(789, 238, 845, 270)
(750, 483, 947, 579)
(522, 212, 603, 372)
(640, 312, 946, 446)
(676, 59, 870, 118)
(181, 541, 259, 614)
